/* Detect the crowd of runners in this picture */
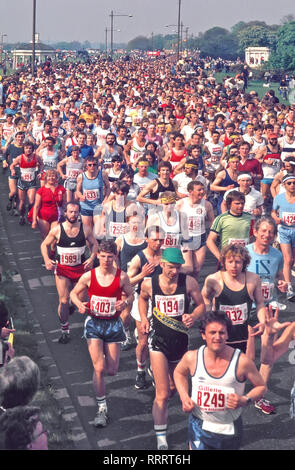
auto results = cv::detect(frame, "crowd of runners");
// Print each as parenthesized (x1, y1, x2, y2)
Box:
(1, 54, 295, 450)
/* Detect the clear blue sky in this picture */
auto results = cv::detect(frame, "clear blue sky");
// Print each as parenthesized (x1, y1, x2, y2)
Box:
(0, 0, 294, 45)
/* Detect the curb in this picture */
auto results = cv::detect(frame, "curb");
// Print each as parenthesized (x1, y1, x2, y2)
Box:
(0, 194, 92, 451)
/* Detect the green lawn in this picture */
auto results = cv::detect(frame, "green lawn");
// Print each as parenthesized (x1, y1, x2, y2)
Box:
(214, 71, 290, 105)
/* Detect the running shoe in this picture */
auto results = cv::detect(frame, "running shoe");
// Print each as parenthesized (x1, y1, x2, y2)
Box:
(254, 398, 276, 415)
(13, 208, 19, 216)
(135, 371, 147, 390)
(58, 332, 70, 344)
(158, 444, 168, 450)
(121, 336, 133, 351)
(6, 201, 12, 211)
(19, 215, 25, 226)
(269, 300, 287, 311)
(94, 407, 108, 427)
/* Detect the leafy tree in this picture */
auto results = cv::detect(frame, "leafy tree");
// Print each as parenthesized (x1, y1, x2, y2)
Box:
(269, 21, 295, 70)
(194, 27, 239, 60)
(127, 36, 151, 51)
(237, 25, 277, 56)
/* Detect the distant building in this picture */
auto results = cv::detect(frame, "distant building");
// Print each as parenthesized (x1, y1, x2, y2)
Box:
(12, 33, 56, 69)
(245, 47, 271, 68)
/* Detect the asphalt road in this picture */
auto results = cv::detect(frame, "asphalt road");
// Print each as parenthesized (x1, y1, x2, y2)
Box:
(0, 169, 294, 452)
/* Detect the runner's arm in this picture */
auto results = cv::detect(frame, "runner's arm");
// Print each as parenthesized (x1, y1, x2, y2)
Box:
(40, 226, 60, 270)
(138, 278, 151, 334)
(206, 230, 221, 261)
(173, 350, 197, 412)
(70, 271, 91, 314)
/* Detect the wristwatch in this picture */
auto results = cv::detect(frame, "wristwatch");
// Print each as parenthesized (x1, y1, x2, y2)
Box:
(245, 395, 252, 405)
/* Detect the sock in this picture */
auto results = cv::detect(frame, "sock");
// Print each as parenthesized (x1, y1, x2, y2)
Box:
(60, 321, 69, 334)
(125, 327, 131, 339)
(154, 425, 168, 449)
(96, 396, 107, 412)
(137, 361, 146, 372)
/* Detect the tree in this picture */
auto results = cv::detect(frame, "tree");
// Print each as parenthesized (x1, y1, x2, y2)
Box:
(269, 21, 295, 71)
(194, 27, 239, 60)
(127, 36, 151, 51)
(237, 25, 277, 57)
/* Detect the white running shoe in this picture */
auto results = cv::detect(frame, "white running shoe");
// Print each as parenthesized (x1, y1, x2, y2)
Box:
(94, 407, 108, 427)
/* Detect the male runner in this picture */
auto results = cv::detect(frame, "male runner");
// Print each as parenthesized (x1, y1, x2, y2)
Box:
(173, 310, 266, 450)
(272, 174, 295, 300)
(202, 244, 267, 354)
(139, 247, 205, 450)
(41, 202, 98, 343)
(70, 240, 134, 427)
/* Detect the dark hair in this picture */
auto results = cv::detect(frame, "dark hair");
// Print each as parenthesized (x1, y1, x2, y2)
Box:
(145, 225, 165, 239)
(65, 201, 81, 212)
(98, 239, 117, 255)
(225, 190, 245, 210)
(158, 160, 172, 172)
(199, 311, 233, 336)
(0, 406, 40, 450)
(187, 180, 204, 192)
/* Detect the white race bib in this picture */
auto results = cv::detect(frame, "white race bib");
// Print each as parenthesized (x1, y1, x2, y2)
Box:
(57, 246, 84, 266)
(155, 294, 185, 317)
(90, 296, 117, 317)
(228, 238, 248, 247)
(261, 282, 275, 302)
(219, 303, 248, 325)
(188, 216, 201, 236)
(282, 212, 295, 226)
(20, 167, 36, 182)
(194, 383, 235, 412)
(84, 189, 99, 201)
(109, 222, 129, 237)
(162, 233, 180, 248)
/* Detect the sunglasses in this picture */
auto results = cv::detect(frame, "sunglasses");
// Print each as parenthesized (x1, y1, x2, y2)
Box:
(87, 163, 97, 167)
(286, 181, 295, 185)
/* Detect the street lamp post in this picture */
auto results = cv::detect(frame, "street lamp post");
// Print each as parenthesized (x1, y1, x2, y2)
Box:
(177, 0, 181, 62)
(110, 10, 132, 59)
(105, 27, 120, 56)
(32, 0, 36, 76)
(1, 33, 7, 72)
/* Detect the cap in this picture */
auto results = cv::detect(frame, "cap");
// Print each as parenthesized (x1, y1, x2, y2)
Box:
(161, 248, 184, 265)
(268, 133, 278, 139)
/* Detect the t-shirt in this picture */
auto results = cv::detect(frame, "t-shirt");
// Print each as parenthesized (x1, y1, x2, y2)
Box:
(273, 192, 295, 227)
(210, 211, 252, 248)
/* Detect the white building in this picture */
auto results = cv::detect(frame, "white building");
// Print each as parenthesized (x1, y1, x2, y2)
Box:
(245, 47, 271, 68)
(12, 34, 56, 69)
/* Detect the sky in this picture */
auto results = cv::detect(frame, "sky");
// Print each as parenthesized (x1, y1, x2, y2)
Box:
(0, 0, 294, 46)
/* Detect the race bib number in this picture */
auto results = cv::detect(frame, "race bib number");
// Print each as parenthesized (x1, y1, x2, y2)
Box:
(162, 233, 180, 248)
(282, 212, 295, 226)
(219, 303, 248, 325)
(194, 383, 235, 412)
(228, 238, 248, 247)
(155, 294, 185, 317)
(90, 296, 116, 317)
(188, 216, 201, 236)
(57, 247, 83, 266)
(84, 189, 99, 201)
(261, 282, 274, 301)
(109, 222, 129, 237)
(66, 169, 80, 179)
(21, 168, 36, 182)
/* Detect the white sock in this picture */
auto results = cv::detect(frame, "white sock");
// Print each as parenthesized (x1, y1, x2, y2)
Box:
(155, 425, 168, 449)
(96, 396, 107, 412)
